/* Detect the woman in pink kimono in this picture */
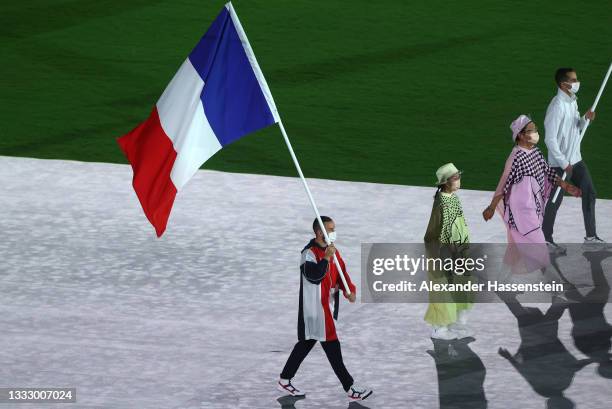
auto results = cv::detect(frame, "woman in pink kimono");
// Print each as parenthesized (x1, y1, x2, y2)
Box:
(482, 115, 581, 273)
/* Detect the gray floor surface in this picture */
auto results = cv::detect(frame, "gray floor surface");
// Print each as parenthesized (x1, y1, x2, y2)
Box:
(1, 156, 611, 409)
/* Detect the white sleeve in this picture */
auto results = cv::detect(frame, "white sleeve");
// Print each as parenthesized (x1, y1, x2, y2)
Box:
(544, 102, 569, 169)
(300, 248, 317, 265)
(578, 111, 588, 131)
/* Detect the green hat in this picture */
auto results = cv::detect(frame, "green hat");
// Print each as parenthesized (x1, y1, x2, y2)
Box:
(435, 163, 461, 185)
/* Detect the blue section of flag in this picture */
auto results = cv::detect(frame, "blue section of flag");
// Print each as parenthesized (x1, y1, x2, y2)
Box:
(188, 6, 276, 147)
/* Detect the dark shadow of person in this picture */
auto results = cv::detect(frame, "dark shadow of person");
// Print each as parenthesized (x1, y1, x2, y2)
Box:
(276, 395, 305, 408)
(554, 249, 612, 380)
(496, 290, 590, 409)
(348, 401, 372, 409)
(427, 337, 487, 408)
(277, 395, 372, 409)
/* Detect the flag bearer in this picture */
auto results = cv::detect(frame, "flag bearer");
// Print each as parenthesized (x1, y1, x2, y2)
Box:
(277, 216, 373, 401)
(542, 67, 603, 250)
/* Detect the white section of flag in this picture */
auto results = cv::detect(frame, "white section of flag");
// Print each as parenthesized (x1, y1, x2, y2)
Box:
(156, 59, 222, 190)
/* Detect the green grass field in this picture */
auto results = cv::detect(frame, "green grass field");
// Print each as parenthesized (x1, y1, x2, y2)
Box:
(1, 0, 611, 197)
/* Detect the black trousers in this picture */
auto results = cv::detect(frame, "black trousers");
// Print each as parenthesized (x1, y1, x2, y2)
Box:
(543, 161, 597, 241)
(280, 339, 354, 391)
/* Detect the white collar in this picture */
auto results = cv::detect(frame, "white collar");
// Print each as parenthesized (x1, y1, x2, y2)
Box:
(557, 87, 577, 102)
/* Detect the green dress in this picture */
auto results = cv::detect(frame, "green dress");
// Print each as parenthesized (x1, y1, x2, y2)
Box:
(423, 191, 473, 326)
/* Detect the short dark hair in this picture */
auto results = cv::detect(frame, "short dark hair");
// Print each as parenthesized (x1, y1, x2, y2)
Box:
(555, 68, 575, 86)
(313, 216, 333, 233)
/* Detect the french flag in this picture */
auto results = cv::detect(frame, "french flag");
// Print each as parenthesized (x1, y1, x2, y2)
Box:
(118, 2, 279, 236)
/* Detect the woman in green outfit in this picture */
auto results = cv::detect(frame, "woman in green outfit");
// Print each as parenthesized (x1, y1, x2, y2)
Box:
(424, 163, 473, 340)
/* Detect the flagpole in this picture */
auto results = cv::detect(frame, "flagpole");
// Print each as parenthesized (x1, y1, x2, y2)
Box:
(551, 62, 612, 203)
(226, 2, 351, 294)
(277, 120, 352, 295)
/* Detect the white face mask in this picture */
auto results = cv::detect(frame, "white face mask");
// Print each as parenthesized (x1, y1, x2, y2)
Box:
(327, 231, 337, 243)
(569, 81, 580, 94)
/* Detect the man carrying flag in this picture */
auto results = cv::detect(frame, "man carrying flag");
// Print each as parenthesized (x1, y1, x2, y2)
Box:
(278, 216, 373, 401)
(542, 67, 604, 250)
(117, 1, 370, 401)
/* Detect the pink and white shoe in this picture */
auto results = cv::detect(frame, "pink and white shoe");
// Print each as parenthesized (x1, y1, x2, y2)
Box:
(277, 379, 305, 397)
(347, 385, 373, 401)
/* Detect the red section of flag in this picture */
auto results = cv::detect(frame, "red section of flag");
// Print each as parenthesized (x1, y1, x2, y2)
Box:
(117, 107, 178, 237)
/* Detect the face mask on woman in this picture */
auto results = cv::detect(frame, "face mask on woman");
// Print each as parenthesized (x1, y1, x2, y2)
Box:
(528, 131, 540, 144)
(520, 130, 539, 145)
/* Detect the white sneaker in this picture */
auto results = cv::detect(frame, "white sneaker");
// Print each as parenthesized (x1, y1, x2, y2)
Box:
(347, 385, 373, 401)
(584, 236, 607, 250)
(431, 326, 458, 340)
(448, 322, 473, 338)
(277, 379, 305, 397)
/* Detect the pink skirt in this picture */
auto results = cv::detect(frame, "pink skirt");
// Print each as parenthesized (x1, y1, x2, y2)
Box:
(498, 176, 551, 273)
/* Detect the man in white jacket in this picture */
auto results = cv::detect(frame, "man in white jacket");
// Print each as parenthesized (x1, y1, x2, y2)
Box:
(542, 67, 603, 249)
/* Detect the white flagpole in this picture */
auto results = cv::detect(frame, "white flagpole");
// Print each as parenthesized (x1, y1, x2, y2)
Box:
(277, 120, 352, 295)
(227, 2, 351, 294)
(551, 62, 612, 203)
